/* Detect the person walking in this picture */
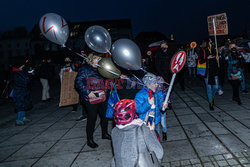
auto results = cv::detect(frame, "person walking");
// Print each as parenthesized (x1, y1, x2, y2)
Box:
(39, 58, 52, 102)
(75, 53, 111, 148)
(11, 63, 32, 126)
(111, 99, 163, 167)
(187, 47, 198, 82)
(217, 46, 227, 96)
(154, 41, 172, 84)
(226, 43, 245, 105)
(199, 40, 219, 110)
(135, 73, 167, 136)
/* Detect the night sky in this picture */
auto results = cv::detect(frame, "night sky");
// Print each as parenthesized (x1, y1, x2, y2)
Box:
(0, 0, 249, 42)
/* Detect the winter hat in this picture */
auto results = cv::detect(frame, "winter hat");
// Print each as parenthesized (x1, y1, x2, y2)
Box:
(142, 72, 157, 87)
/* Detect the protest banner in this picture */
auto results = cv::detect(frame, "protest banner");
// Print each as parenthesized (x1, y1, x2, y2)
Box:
(59, 72, 79, 107)
(207, 13, 228, 36)
(207, 13, 228, 66)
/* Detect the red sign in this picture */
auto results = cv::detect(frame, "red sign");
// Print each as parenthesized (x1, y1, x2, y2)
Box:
(171, 51, 186, 73)
(190, 42, 197, 49)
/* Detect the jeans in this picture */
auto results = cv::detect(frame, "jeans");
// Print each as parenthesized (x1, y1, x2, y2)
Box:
(17, 111, 25, 121)
(155, 123, 161, 135)
(218, 85, 223, 91)
(241, 72, 246, 91)
(161, 112, 167, 133)
(188, 67, 196, 80)
(204, 76, 219, 103)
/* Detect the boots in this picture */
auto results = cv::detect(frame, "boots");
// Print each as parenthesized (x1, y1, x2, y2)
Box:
(209, 102, 214, 111)
(102, 133, 111, 140)
(162, 132, 167, 141)
(87, 139, 98, 148)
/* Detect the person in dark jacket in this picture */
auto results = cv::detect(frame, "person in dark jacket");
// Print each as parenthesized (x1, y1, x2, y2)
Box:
(12, 63, 33, 126)
(154, 41, 172, 83)
(75, 53, 111, 148)
(226, 43, 245, 105)
(217, 46, 228, 96)
(39, 59, 52, 102)
(199, 40, 219, 110)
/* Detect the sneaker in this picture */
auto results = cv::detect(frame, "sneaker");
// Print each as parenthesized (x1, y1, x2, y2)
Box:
(15, 120, 25, 126)
(242, 90, 248, 94)
(76, 115, 87, 122)
(218, 90, 224, 96)
(22, 117, 31, 122)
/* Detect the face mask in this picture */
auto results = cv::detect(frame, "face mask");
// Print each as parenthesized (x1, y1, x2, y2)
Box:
(22, 66, 28, 73)
(162, 48, 168, 53)
(65, 61, 71, 64)
(231, 47, 237, 52)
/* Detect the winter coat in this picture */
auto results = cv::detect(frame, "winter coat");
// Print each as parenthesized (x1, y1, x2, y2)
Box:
(154, 49, 172, 83)
(199, 47, 219, 84)
(39, 62, 51, 79)
(135, 88, 164, 125)
(12, 71, 33, 111)
(74, 64, 106, 102)
(226, 52, 245, 80)
(187, 51, 198, 67)
(111, 123, 163, 167)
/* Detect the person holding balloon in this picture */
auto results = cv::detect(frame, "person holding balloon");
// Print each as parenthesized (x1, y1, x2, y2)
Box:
(75, 53, 111, 148)
(135, 73, 168, 139)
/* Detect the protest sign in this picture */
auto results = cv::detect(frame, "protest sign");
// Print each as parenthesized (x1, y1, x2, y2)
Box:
(59, 72, 79, 107)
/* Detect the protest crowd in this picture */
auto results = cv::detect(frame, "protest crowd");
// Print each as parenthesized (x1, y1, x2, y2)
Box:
(1, 13, 250, 167)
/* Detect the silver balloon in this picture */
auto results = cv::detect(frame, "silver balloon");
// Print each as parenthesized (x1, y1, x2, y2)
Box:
(98, 58, 121, 79)
(85, 25, 111, 53)
(111, 39, 142, 70)
(39, 13, 69, 47)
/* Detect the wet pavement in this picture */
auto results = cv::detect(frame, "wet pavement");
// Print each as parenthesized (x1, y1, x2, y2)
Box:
(0, 79, 250, 167)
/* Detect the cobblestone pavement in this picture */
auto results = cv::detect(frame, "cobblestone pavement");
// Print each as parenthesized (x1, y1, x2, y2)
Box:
(0, 80, 249, 167)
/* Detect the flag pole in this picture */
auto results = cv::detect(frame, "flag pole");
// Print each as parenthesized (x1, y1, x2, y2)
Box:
(212, 17, 220, 67)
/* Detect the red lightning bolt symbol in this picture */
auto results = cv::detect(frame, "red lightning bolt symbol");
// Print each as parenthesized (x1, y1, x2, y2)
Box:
(42, 16, 57, 40)
(61, 17, 67, 28)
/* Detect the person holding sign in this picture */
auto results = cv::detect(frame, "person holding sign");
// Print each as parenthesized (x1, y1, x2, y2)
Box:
(199, 40, 219, 111)
(135, 73, 167, 139)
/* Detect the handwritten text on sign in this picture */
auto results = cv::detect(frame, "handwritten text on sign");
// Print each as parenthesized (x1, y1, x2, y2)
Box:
(207, 13, 228, 36)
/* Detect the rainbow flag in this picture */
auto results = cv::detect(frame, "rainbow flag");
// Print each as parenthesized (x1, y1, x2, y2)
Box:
(197, 62, 206, 76)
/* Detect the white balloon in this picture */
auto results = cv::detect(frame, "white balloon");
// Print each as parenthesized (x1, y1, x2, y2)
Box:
(39, 13, 69, 47)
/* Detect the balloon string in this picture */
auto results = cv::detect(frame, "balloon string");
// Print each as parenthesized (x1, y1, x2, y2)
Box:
(131, 74, 143, 84)
(125, 77, 145, 86)
(66, 47, 88, 61)
(107, 50, 112, 55)
(139, 67, 148, 73)
(67, 47, 122, 78)
(66, 46, 145, 87)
